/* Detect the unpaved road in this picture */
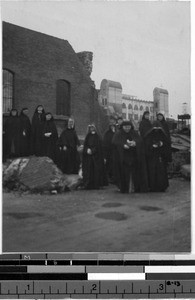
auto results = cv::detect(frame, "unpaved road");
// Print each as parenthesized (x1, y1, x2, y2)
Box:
(3, 178, 190, 252)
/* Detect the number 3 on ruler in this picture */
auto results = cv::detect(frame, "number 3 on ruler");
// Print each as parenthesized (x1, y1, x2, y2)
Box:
(159, 283, 164, 291)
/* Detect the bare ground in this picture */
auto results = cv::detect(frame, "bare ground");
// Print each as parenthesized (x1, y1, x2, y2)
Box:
(3, 178, 190, 253)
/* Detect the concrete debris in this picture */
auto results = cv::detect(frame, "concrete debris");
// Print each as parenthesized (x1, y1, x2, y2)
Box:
(63, 174, 83, 191)
(168, 133, 191, 177)
(168, 150, 190, 177)
(3, 156, 83, 193)
(3, 158, 30, 190)
(171, 134, 190, 151)
(181, 164, 190, 180)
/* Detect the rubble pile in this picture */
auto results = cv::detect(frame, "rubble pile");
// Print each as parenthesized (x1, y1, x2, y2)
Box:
(171, 134, 190, 152)
(169, 133, 191, 179)
(181, 165, 190, 180)
(3, 156, 82, 193)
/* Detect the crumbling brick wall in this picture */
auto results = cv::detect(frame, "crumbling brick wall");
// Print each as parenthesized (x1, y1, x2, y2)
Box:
(3, 22, 105, 137)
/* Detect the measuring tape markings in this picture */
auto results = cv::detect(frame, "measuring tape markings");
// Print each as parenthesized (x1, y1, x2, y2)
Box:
(0, 280, 195, 295)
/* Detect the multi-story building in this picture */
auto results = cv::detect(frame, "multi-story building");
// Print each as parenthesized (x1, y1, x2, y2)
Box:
(153, 87, 169, 118)
(98, 79, 122, 115)
(122, 94, 154, 122)
(98, 79, 154, 125)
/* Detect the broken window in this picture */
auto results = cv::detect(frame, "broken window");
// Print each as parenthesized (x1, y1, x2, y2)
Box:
(56, 79, 71, 116)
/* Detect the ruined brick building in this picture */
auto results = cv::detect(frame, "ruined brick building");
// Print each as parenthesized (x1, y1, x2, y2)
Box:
(3, 22, 108, 139)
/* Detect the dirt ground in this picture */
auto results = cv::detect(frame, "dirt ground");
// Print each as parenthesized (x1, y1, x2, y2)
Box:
(3, 177, 190, 253)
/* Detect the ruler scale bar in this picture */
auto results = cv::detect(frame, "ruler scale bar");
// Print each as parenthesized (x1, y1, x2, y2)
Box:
(86, 266, 144, 273)
(146, 266, 195, 272)
(1, 259, 195, 266)
(46, 260, 71, 265)
(0, 254, 195, 298)
(88, 273, 145, 280)
(27, 266, 85, 273)
(0, 280, 195, 293)
(1, 254, 195, 260)
(72, 260, 98, 266)
(146, 273, 195, 280)
(0, 274, 88, 280)
(0, 267, 27, 273)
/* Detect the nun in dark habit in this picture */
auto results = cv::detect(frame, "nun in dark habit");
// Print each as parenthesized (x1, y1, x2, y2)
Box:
(31, 105, 45, 156)
(4, 109, 21, 158)
(143, 121, 170, 192)
(112, 120, 148, 194)
(139, 111, 153, 138)
(112, 116, 123, 184)
(103, 116, 116, 183)
(19, 108, 32, 156)
(82, 124, 107, 190)
(116, 116, 123, 131)
(42, 112, 58, 162)
(57, 118, 80, 174)
(157, 112, 172, 163)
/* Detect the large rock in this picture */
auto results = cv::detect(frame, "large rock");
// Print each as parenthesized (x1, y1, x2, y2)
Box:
(19, 156, 63, 192)
(3, 156, 82, 193)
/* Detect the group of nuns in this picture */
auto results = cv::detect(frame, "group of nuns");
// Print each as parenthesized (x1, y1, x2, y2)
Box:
(3, 106, 172, 193)
(3, 106, 80, 175)
(102, 111, 172, 193)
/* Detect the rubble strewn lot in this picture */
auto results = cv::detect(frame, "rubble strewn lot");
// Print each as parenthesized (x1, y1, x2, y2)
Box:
(3, 177, 190, 252)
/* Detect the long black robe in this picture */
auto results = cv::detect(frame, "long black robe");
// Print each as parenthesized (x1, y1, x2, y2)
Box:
(19, 111, 32, 156)
(144, 126, 169, 192)
(57, 128, 80, 174)
(157, 118, 172, 162)
(42, 118, 58, 162)
(103, 126, 116, 182)
(112, 129, 148, 193)
(4, 113, 21, 158)
(139, 118, 153, 138)
(3, 115, 7, 161)
(112, 126, 122, 187)
(82, 132, 107, 189)
(31, 110, 45, 156)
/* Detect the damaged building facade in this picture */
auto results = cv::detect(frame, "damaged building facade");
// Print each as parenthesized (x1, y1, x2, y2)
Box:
(3, 22, 108, 139)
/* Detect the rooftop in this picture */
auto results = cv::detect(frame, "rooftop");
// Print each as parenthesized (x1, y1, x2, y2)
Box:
(153, 87, 168, 95)
(101, 79, 122, 89)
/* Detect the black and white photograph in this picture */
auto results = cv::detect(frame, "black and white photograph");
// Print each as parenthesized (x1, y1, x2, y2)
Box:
(2, 0, 191, 252)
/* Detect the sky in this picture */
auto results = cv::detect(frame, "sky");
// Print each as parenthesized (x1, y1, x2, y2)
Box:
(0, 0, 191, 118)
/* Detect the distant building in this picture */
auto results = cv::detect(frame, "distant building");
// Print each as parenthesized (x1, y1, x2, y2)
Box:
(98, 79, 122, 115)
(98, 79, 154, 125)
(153, 87, 169, 118)
(122, 94, 154, 122)
(182, 102, 188, 115)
